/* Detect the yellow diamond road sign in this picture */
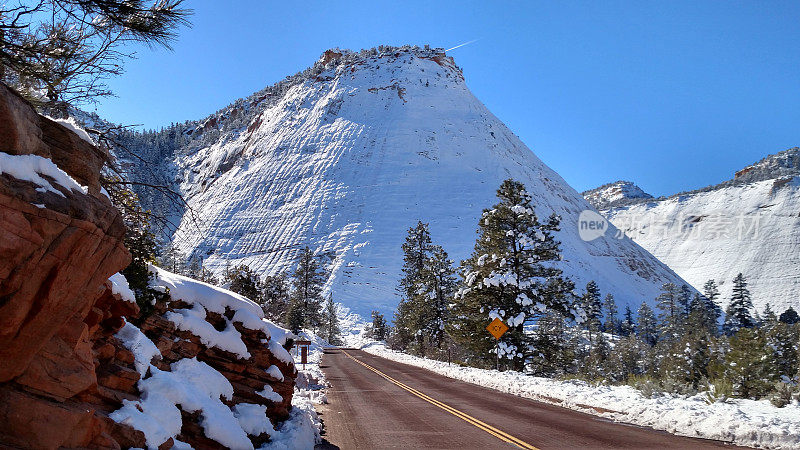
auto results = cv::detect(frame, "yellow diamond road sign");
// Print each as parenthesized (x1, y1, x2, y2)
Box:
(487, 318, 509, 340)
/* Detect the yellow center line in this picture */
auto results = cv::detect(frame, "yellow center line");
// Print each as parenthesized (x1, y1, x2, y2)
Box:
(341, 350, 539, 450)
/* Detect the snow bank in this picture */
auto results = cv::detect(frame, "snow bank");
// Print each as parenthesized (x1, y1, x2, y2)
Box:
(0, 151, 88, 197)
(261, 393, 320, 450)
(362, 344, 800, 449)
(108, 272, 136, 303)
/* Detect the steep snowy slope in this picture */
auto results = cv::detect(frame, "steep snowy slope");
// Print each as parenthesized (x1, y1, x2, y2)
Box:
(587, 148, 800, 313)
(131, 46, 690, 317)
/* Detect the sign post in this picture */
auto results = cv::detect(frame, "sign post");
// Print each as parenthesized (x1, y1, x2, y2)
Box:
(486, 318, 509, 371)
(294, 340, 312, 370)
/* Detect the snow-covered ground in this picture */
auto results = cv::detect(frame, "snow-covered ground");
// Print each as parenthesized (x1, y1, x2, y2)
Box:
(359, 343, 800, 449)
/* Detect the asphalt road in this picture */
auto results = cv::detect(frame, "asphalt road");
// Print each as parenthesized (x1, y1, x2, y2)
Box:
(316, 348, 742, 450)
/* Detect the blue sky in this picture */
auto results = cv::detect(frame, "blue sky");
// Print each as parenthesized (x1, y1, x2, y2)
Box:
(95, 0, 800, 196)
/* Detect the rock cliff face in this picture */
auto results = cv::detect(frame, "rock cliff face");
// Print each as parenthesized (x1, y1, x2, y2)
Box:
(0, 83, 296, 449)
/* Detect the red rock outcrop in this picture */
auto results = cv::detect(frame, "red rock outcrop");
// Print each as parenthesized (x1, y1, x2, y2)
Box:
(0, 83, 296, 449)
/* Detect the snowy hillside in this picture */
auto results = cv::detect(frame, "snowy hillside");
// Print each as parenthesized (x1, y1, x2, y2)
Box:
(583, 181, 653, 210)
(588, 148, 800, 312)
(122, 46, 690, 317)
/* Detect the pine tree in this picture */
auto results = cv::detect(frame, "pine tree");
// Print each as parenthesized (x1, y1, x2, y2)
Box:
(450, 179, 574, 370)
(655, 283, 685, 342)
(722, 328, 777, 399)
(703, 279, 720, 305)
(419, 246, 457, 350)
(636, 302, 658, 346)
(620, 305, 635, 336)
(115, 186, 166, 320)
(225, 264, 262, 302)
(723, 273, 755, 335)
(261, 273, 290, 323)
(529, 310, 572, 377)
(779, 307, 799, 325)
(285, 247, 326, 333)
(580, 281, 602, 345)
(701, 280, 723, 336)
(604, 334, 645, 382)
(393, 223, 455, 356)
(603, 293, 619, 335)
(322, 295, 342, 346)
(370, 311, 390, 341)
(765, 321, 799, 380)
(688, 292, 719, 337)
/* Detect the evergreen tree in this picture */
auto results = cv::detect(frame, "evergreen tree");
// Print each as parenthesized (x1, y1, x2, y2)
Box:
(655, 283, 685, 342)
(688, 292, 719, 337)
(579, 281, 602, 349)
(419, 246, 457, 350)
(604, 334, 645, 382)
(703, 279, 720, 306)
(722, 328, 777, 399)
(285, 247, 326, 333)
(762, 304, 778, 326)
(393, 223, 455, 355)
(225, 264, 262, 302)
(1, 0, 190, 111)
(529, 310, 572, 377)
(766, 321, 799, 379)
(370, 311, 390, 341)
(114, 186, 166, 320)
(322, 295, 342, 346)
(261, 273, 290, 323)
(779, 307, 799, 325)
(636, 302, 658, 346)
(620, 305, 635, 337)
(723, 273, 755, 335)
(602, 293, 619, 335)
(701, 279, 723, 336)
(450, 179, 574, 370)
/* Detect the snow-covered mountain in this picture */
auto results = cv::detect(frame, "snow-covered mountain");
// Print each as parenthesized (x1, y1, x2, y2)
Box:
(122, 45, 690, 317)
(586, 148, 800, 313)
(582, 181, 654, 211)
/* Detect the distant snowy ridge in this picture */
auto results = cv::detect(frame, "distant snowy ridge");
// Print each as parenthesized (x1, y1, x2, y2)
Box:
(118, 45, 691, 317)
(587, 148, 800, 312)
(582, 180, 653, 210)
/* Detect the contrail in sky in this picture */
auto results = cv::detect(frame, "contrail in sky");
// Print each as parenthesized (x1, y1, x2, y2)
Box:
(445, 39, 481, 52)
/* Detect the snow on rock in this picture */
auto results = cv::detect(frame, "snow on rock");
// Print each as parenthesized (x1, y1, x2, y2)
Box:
(125, 45, 690, 318)
(110, 357, 254, 450)
(164, 304, 251, 358)
(362, 343, 800, 450)
(267, 365, 285, 382)
(257, 385, 284, 403)
(0, 151, 88, 197)
(233, 403, 275, 437)
(106, 266, 298, 449)
(108, 272, 136, 303)
(46, 116, 96, 146)
(582, 180, 653, 210)
(115, 321, 161, 376)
